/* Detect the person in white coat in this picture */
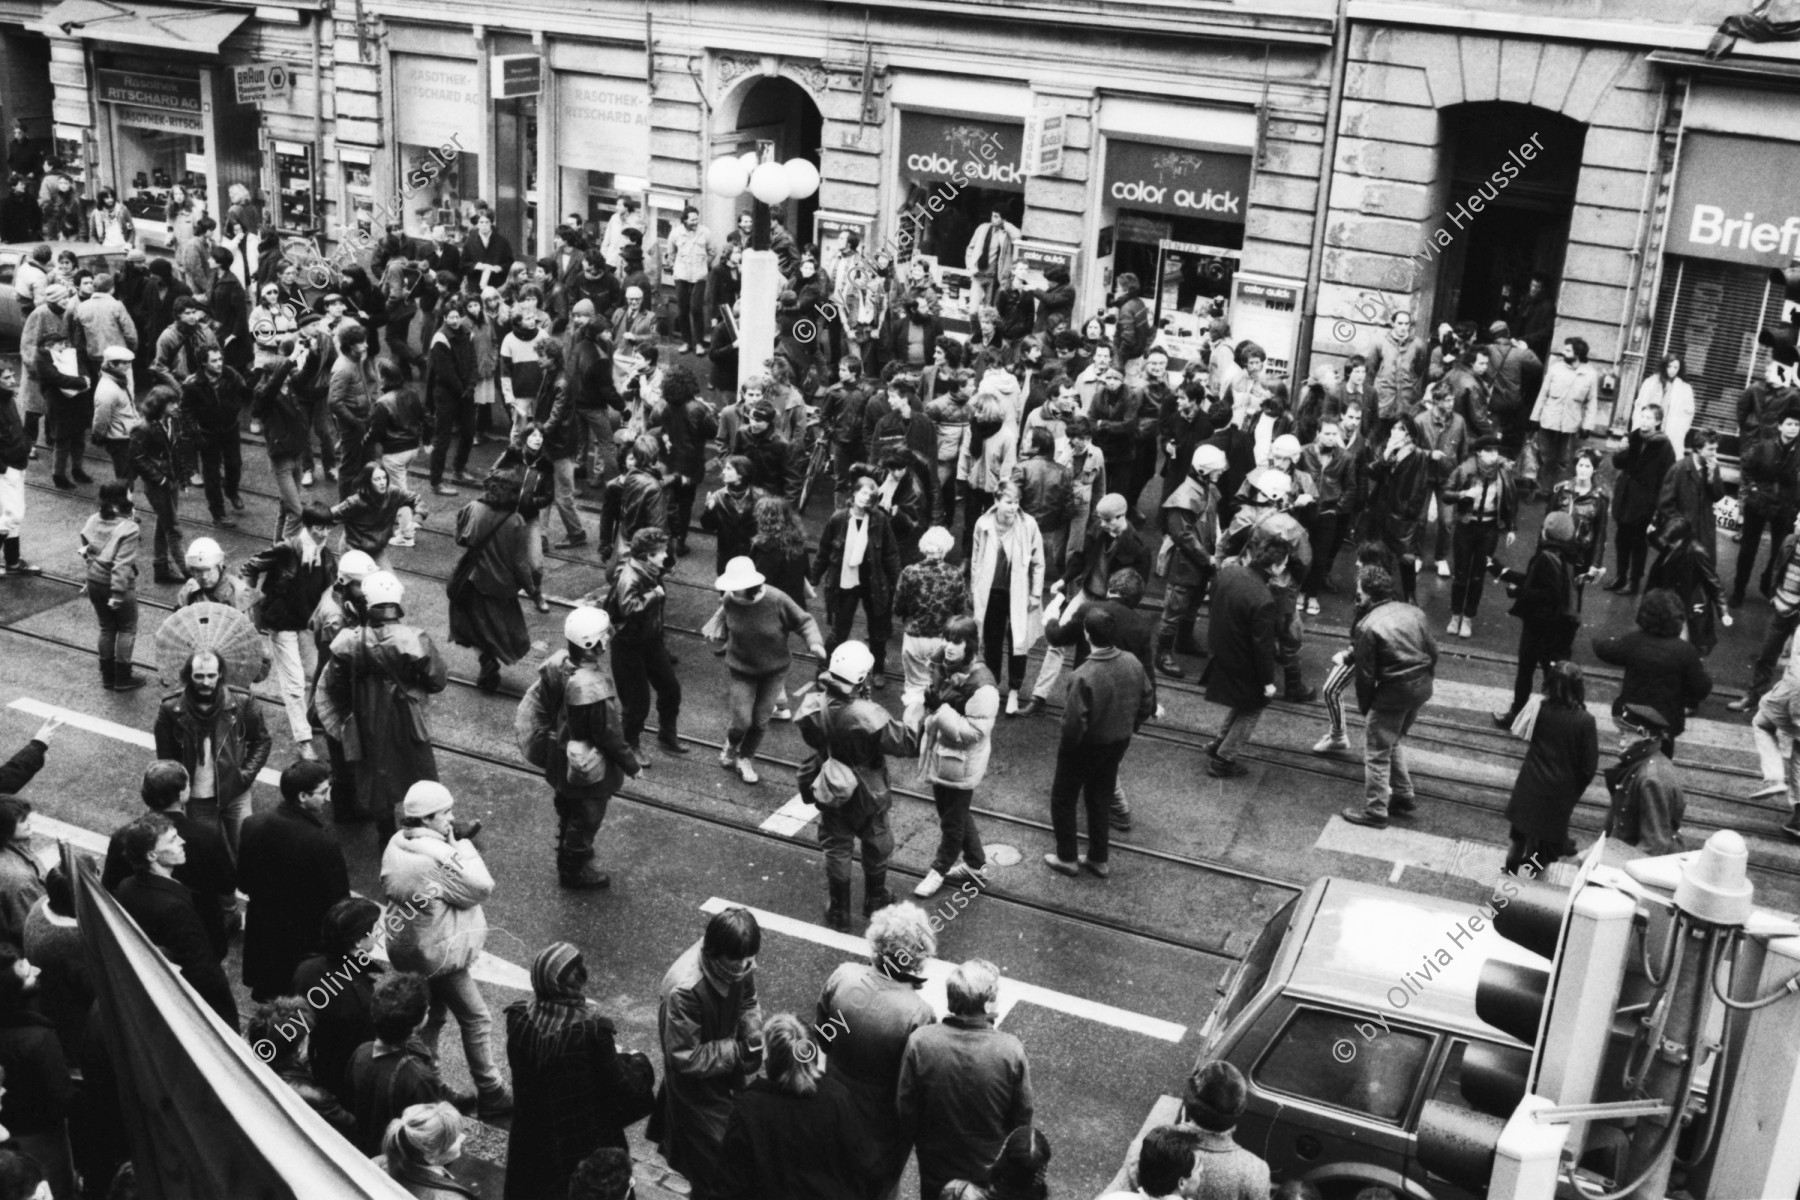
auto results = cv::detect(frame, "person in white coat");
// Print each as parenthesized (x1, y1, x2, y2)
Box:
(380, 780, 513, 1119)
(969, 479, 1045, 713)
(1635, 353, 1695, 458)
(907, 617, 998, 897)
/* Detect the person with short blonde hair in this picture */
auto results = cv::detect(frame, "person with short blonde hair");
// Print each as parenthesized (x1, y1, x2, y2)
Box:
(377, 1101, 471, 1193)
(898, 957, 1034, 1200)
(815, 901, 937, 1200)
(719, 1013, 862, 1199)
(891, 524, 970, 706)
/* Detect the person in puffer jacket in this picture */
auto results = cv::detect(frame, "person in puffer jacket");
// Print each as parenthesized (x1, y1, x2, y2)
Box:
(380, 779, 513, 1120)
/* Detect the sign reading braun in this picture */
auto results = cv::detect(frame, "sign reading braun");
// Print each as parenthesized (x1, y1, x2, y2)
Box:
(233, 63, 293, 105)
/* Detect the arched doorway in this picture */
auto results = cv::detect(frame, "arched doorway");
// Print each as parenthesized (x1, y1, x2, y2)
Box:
(711, 75, 823, 248)
(1428, 103, 1586, 340)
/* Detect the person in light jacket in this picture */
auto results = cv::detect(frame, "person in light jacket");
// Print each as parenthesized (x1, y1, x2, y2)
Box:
(1529, 335, 1599, 492)
(1635, 353, 1695, 459)
(379, 780, 512, 1119)
(907, 617, 997, 898)
(968, 479, 1045, 713)
(896, 958, 1033, 1200)
(89, 346, 142, 483)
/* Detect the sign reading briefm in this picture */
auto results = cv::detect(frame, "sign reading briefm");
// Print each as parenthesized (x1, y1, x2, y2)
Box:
(233, 63, 293, 106)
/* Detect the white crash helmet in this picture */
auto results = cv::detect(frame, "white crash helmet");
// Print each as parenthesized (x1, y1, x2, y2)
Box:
(1271, 434, 1303, 462)
(1252, 469, 1292, 500)
(185, 538, 224, 572)
(361, 570, 404, 608)
(565, 606, 612, 650)
(828, 641, 875, 687)
(1191, 445, 1229, 477)
(337, 549, 378, 584)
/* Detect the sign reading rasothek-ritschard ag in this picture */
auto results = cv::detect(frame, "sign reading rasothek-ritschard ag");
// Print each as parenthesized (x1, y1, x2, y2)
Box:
(1670, 131, 1800, 269)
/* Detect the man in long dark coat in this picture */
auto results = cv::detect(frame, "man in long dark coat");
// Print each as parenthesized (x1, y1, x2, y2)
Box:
(314, 571, 448, 844)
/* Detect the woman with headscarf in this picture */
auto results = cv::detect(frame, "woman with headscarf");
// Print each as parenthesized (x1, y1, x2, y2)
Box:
(814, 902, 938, 1200)
(968, 479, 1045, 714)
(375, 1102, 478, 1200)
(719, 1014, 861, 1200)
(449, 471, 537, 693)
(504, 942, 656, 1200)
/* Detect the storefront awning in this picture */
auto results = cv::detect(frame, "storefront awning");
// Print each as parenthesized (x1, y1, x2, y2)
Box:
(37, 0, 249, 54)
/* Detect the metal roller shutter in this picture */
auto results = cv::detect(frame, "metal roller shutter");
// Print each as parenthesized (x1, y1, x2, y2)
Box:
(1647, 255, 1783, 455)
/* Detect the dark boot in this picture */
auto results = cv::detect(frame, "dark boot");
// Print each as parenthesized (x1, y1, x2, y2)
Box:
(559, 863, 611, 889)
(112, 663, 148, 692)
(1156, 652, 1185, 678)
(99, 659, 115, 690)
(861, 870, 893, 916)
(825, 879, 853, 932)
(476, 656, 501, 693)
(657, 720, 691, 754)
(1176, 620, 1204, 657)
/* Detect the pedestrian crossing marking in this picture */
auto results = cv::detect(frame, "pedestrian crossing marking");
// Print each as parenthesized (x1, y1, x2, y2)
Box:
(761, 793, 820, 836)
(702, 896, 1188, 1042)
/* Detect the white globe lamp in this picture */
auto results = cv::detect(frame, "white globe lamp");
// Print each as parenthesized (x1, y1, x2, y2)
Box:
(782, 158, 821, 201)
(749, 161, 792, 206)
(706, 155, 749, 199)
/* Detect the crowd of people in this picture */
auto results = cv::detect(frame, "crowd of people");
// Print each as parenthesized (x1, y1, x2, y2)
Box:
(5, 165, 1800, 1198)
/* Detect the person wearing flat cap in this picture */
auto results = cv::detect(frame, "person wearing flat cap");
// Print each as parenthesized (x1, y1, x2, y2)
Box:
(91, 344, 143, 481)
(1604, 703, 1685, 855)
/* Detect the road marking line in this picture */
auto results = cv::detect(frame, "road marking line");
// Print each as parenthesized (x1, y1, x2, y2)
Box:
(15, 700, 527, 992)
(701, 896, 1187, 1043)
(761, 794, 819, 836)
(1428, 679, 1750, 755)
(10, 698, 284, 788)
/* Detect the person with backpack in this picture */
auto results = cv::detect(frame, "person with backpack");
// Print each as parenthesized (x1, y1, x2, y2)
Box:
(80, 482, 146, 692)
(516, 607, 641, 890)
(796, 641, 921, 931)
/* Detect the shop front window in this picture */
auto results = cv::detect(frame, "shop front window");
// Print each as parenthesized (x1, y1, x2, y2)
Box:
(398, 141, 474, 236)
(896, 111, 1025, 333)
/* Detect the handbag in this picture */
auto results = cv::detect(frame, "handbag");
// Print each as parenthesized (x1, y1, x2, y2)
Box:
(796, 692, 860, 810)
(700, 605, 728, 642)
(1509, 693, 1543, 742)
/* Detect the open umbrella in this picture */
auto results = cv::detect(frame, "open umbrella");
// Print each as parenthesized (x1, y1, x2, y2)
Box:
(153, 601, 270, 687)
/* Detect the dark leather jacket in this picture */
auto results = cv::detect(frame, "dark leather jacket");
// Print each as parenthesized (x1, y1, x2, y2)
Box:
(153, 686, 272, 803)
(1159, 477, 1219, 588)
(1739, 431, 1800, 517)
(1012, 455, 1074, 533)
(1351, 598, 1438, 713)
(600, 468, 667, 555)
(796, 678, 920, 824)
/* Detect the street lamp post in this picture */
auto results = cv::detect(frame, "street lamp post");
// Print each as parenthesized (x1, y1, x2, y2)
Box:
(707, 148, 821, 392)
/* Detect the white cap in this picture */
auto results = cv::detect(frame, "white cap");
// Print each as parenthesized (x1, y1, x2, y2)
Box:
(1271, 434, 1303, 461)
(828, 641, 875, 686)
(564, 606, 612, 650)
(362, 571, 404, 607)
(185, 538, 224, 570)
(337, 549, 378, 584)
(401, 780, 454, 819)
(1191, 444, 1228, 476)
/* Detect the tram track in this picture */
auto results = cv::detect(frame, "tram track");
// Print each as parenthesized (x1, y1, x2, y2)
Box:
(25, 463, 1794, 863)
(0, 607, 1280, 964)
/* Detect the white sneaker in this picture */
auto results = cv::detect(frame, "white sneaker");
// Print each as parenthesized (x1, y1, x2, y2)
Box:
(719, 746, 736, 769)
(1436, 560, 1451, 579)
(1312, 733, 1351, 755)
(736, 758, 760, 785)
(1447, 614, 1461, 635)
(1005, 690, 1020, 716)
(249, 419, 263, 435)
(1458, 617, 1474, 639)
(300, 469, 315, 488)
(1305, 597, 1320, 615)
(771, 706, 793, 722)
(389, 534, 416, 548)
(913, 869, 945, 898)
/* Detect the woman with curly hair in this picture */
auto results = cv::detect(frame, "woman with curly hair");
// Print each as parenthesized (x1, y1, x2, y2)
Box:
(815, 903, 938, 1200)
